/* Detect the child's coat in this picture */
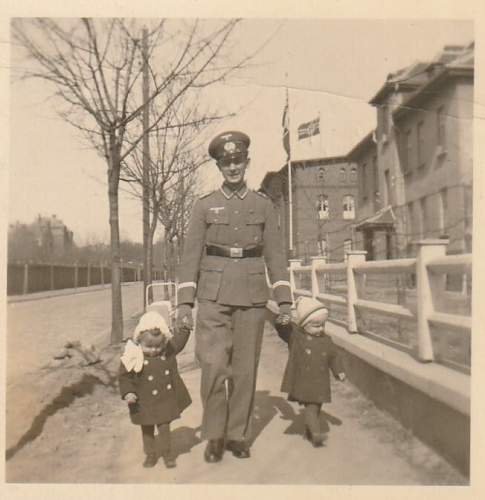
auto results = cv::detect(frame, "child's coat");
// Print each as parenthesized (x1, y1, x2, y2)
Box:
(276, 322, 343, 404)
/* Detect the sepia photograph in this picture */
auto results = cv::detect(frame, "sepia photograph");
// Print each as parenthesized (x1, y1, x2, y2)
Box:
(1, 1, 483, 497)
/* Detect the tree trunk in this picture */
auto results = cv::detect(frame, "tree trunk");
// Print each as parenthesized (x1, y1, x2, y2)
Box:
(108, 135, 124, 343)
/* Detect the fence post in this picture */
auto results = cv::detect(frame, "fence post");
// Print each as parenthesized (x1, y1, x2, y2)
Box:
(288, 258, 302, 303)
(74, 262, 79, 288)
(50, 263, 55, 291)
(100, 263, 104, 285)
(310, 256, 326, 299)
(87, 263, 91, 287)
(346, 250, 367, 333)
(22, 263, 29, 295)
(415, 239, 448, 362)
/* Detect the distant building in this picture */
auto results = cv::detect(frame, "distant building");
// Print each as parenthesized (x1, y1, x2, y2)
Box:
(8, 214, 74, 262)
(261, 156, 358, 263)
(351, 43, 473, 260)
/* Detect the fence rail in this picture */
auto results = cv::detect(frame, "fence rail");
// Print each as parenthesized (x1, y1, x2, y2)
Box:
(7, 262, 165, 296)
(288, 239, 471, 373)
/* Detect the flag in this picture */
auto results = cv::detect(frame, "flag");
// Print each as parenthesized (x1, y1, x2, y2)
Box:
(282, 91, 290, 160)
(297, 117, 320, 140)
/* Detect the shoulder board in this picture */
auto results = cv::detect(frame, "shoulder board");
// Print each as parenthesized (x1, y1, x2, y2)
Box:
(255, 190, 268, 199)
(199, 190, 215, 200)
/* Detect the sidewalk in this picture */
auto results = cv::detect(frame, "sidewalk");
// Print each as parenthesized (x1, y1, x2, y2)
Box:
(5, 321, 466, 484)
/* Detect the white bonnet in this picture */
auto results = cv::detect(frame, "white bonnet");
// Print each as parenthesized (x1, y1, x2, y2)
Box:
(133, 311, 171, 341)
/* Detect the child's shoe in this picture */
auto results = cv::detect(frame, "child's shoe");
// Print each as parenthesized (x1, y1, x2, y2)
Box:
(143, 453, 158, 468)
(304, 427, 325, 448)
(162, 454, 177, 468)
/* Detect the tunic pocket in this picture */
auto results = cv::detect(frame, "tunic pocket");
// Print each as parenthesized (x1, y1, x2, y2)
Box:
(197, 265, 223, 301)
(206, 212, 229, 244)
(246, 213, 265, 244)
(247, 260, 269, 304)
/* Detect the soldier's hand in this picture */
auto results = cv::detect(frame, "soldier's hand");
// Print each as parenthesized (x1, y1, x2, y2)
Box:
(124, 392, 138, 404)
(176, 304, 194, 333)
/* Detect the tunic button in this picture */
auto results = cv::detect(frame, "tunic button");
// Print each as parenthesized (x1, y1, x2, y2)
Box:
(148, 375, 154, 381)
(164, 370, 169, 375)
(167, 384, 172, 390)
(234, 227, 239, 231)
(144, 360, 149, 365)
(235, 210, 239, 214)
(152, 389, 158, 396)
(305, 348, 311, 354)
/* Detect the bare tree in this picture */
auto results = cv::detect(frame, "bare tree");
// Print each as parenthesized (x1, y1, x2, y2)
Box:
(12, 18, 248, 342)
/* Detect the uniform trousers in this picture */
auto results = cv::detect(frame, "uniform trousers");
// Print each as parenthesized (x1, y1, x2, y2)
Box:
(141, 423, 171, 456)
(195, 300, 267, 441)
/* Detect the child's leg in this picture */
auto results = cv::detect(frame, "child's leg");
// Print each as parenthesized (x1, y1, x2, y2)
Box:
(303, 403, 321, 435)
(141, 425, 158, 467)
(157, 423, 176, 468)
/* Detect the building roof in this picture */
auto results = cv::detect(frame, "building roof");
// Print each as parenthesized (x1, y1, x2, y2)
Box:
(355, 206, 395, 231)
(347, 130, 376, 161)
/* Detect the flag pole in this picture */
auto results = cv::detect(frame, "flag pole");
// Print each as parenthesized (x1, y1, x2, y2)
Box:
(286, 87, 294, 257)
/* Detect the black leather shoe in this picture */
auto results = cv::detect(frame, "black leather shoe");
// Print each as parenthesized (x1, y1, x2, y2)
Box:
(226, 440, 251, 458)
(143, 453, 158, 468)
(204, 439, 224, 463)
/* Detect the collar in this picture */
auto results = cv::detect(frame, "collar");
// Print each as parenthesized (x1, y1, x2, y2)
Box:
(220, 182, 248, 200)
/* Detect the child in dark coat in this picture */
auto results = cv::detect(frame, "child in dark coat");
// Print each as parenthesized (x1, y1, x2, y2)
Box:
(274, 297, 345, 447)
(119, 311, 191, 468)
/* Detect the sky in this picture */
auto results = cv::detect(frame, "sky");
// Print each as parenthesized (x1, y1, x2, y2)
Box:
(8, 18, 473, 245)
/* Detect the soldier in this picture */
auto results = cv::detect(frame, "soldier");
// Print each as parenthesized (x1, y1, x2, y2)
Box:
(176, 131, 292, 463)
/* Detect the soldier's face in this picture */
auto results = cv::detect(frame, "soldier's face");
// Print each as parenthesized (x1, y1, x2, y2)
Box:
(218, 155, 249, 186)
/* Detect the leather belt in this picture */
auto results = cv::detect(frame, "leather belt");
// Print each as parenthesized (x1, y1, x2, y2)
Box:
(206, 244, 263, 258)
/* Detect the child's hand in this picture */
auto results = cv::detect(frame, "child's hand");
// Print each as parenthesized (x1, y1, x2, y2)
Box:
(275, 313, 291, 326)
(337, 373, 346, 382)
(124, 392, 138, 404)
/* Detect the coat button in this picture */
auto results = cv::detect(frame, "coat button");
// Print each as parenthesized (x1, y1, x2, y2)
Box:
(164, 369, 170, 375)
(305, 348, 311, 354)
(235, 210, 239, 214)
(148, 375, 154, 381)
(144, 360, 149, 365)
(152, 389, 158, 396)
(167, 384, 172, 390)
(160, 355, 166, 360)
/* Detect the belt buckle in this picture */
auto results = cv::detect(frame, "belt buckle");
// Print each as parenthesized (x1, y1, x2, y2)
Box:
(230, 247, 243, 258)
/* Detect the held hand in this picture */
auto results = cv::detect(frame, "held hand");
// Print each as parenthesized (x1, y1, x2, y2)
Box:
(337, 373, 346, 382)
(176, 304, 194, 333)
(276, 303, 292, 326)
(124, 392, 138, 404)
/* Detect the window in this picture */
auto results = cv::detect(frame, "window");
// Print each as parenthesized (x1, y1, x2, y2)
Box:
(350, 166, 357, 183)
(419, 197, 428, 237)
(437, 105, 445, 146)
(317, 167, 325, 182)
(361, 163, 368, 201)
(384, 170, 391, 206)
(339, 167, 347, 183)
(417, 120, 425, 168)
(439, 188, 448, 236)
(372, 155, 379, 197)
(343, 195, 355, 220)
(343, 239, 352, 260)
(403, 129, 412, 172)
(316, 194, 329, 220)
(317, 237, 327, 257)
(380, 104, 389, 137)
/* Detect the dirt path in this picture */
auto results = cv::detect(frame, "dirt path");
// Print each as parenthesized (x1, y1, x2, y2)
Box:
(5, 320, 466, 485)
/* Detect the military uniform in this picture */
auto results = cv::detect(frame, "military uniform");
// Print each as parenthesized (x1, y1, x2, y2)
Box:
(177, 131, 292, 445)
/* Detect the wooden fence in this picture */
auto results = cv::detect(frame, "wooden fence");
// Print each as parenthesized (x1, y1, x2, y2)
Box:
(289, 239, 472, 373)
(7, 262, 164, 296)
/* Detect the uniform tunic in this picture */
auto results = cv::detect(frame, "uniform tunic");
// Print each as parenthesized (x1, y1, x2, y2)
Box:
(118, 331, 191, 426)
(177, 184, 292, 307)
(276, 322, 344, 404)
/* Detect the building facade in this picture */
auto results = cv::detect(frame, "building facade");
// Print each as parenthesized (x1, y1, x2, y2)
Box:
(352, 43, 473, 260)
(261, 156, 358, 263)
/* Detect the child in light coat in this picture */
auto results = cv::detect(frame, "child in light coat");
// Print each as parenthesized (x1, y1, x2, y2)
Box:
(119, 311, 191, 468)
(274, 297, 346, 447)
